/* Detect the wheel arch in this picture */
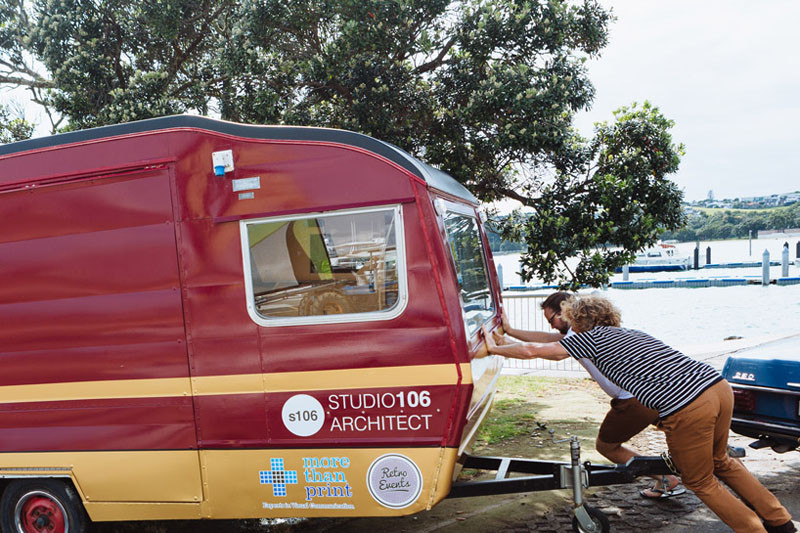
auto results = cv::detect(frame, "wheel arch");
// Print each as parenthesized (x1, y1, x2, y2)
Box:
(0, 475, 86, 506)
(0, 475, 89, 532)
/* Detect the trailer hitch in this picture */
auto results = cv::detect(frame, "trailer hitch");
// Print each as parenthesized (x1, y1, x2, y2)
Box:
(450, 433, 747, 532)
(449, 436, 618, 531)
(449, 425, 724, 533)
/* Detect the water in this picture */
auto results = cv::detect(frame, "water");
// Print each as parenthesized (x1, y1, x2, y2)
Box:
(493, 236, 800, 347)
(600, 285, 800, 347)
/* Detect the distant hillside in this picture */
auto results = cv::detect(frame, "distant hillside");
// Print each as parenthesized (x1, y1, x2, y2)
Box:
(661, 203, 800, 241)
(486, 202, 800, 253)
(689, 191, 800, 210)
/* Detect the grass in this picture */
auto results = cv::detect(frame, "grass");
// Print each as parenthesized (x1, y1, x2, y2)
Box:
(458, 375, 610, 482)
(474, 375, 579, 448)
(492, 374, 552, 397)
(476, 397, 537, 445)
(470, 375, 611, 460)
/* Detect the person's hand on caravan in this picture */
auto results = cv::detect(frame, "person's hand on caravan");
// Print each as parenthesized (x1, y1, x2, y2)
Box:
(481, 324, 568, 361)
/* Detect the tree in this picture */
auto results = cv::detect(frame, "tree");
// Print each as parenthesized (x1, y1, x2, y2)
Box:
(0, 103, 33, 143)
(1, 0, 235, 131)
(501, 101, 684, 288)
(1, 0, 685, 288)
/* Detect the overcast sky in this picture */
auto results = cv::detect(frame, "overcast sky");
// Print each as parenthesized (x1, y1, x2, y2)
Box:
(574, 0, 800, 202)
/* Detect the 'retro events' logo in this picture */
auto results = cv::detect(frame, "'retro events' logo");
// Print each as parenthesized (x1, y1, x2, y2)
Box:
(366, 454, 422, 509)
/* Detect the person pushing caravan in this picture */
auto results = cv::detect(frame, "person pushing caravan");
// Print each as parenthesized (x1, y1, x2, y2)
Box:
(493, 291, 683, 499)
(484, 294, 795, 533)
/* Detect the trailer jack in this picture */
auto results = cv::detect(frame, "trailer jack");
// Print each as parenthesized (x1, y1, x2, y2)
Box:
(448, 434, 703, 533)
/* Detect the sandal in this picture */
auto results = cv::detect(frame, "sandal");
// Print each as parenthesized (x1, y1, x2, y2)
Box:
(639, 476, 686, 499)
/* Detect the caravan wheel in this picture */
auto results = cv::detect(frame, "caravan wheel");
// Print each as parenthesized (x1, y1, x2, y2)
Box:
(0, 479, 87, 533)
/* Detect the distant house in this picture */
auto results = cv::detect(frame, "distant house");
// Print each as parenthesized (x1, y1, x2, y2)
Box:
(707, 201, 729, 208)
(784, 192, 800, 204)
(694, 191, 798, 209)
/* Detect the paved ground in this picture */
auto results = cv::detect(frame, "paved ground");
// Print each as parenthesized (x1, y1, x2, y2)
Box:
(523, 432, 800, 533)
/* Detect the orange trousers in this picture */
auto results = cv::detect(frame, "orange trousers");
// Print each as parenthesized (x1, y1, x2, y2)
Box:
(659, 379, 792, 532)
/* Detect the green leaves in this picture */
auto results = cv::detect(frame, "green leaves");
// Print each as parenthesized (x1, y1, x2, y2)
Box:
(22, 0, 227, 130)
(1, 0, 685, 288)
(0, 104, 34, 144)
(503, 101, 685, 289)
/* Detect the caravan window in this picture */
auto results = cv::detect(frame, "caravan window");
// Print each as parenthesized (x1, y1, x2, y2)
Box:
(241, 205, 406, 326)
(441, 204, 495, 335)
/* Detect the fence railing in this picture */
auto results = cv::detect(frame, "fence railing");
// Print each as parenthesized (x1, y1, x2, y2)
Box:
(500, 292, 585, 374)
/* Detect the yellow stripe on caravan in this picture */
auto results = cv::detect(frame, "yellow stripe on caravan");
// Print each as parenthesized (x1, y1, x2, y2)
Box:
(191, 373, 263, 396)
(0, 364, 470, 404)
(191, 363, 472, 396)
(0, 377, 192, 404)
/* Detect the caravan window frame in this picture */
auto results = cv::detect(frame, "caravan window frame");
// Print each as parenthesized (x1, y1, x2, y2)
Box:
(239, 204, 408, 327)
(438, 199, 496, 337)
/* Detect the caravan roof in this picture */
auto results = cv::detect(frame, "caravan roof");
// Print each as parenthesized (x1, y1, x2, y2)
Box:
(0, 115, 477, 204)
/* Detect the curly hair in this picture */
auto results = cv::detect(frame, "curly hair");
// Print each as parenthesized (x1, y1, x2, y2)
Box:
(562, 295, 621, 333)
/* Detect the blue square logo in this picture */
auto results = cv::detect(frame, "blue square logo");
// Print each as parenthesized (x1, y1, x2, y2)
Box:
(259, 458, 298, 497)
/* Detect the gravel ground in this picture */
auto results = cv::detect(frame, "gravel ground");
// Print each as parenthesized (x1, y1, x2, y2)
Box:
(521, 430, 800, 533)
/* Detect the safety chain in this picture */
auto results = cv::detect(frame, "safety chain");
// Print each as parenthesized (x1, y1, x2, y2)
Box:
(660, 451, 681, 475)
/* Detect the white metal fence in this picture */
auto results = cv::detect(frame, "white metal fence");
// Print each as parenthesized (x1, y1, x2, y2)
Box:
(501, 292, 585, 374)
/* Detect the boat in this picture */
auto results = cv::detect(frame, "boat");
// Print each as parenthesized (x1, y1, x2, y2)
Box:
(615, 243, 691, 273)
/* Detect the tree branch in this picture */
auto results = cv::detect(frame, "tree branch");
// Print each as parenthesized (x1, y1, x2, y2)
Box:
(168, 2, 233, 80)
(0, 55, 47, 81)
(414, 35, 458, 74)
(28, 85, 64, 134)
(0, 73, 55, 89)
(497, 185, 534, 206)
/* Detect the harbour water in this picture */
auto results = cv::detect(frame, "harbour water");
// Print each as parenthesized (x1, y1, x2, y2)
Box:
(493, 236, 800, 348)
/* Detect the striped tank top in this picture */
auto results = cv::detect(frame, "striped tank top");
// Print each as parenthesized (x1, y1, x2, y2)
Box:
(559, 326, 722, 418)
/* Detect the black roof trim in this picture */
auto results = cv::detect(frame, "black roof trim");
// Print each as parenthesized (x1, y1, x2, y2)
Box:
(0, 115, 477, 204)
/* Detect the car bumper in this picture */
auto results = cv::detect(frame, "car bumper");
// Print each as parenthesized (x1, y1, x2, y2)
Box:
(730, 416, 800, 449)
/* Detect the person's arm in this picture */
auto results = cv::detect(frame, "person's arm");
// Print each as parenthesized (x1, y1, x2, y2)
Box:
(483, 325, 570, 361)
(501, 310, 564, 342)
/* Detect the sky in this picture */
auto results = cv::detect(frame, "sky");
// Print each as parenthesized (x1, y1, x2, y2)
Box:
(3, 1, 799, 203)
(573, 0, 800, 202)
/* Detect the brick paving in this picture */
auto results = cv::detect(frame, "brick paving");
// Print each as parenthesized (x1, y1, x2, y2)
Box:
(520, 428, 800, 533)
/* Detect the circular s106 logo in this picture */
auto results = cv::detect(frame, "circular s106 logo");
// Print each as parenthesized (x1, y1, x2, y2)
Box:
(281, 394, 325, 437)
(366, 454, 422, 509)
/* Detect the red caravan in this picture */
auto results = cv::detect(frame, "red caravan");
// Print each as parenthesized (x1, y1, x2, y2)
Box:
(0, 116, 503, 530)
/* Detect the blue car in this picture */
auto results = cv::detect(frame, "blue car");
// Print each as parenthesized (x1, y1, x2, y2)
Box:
(722, 338, 800, 453)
